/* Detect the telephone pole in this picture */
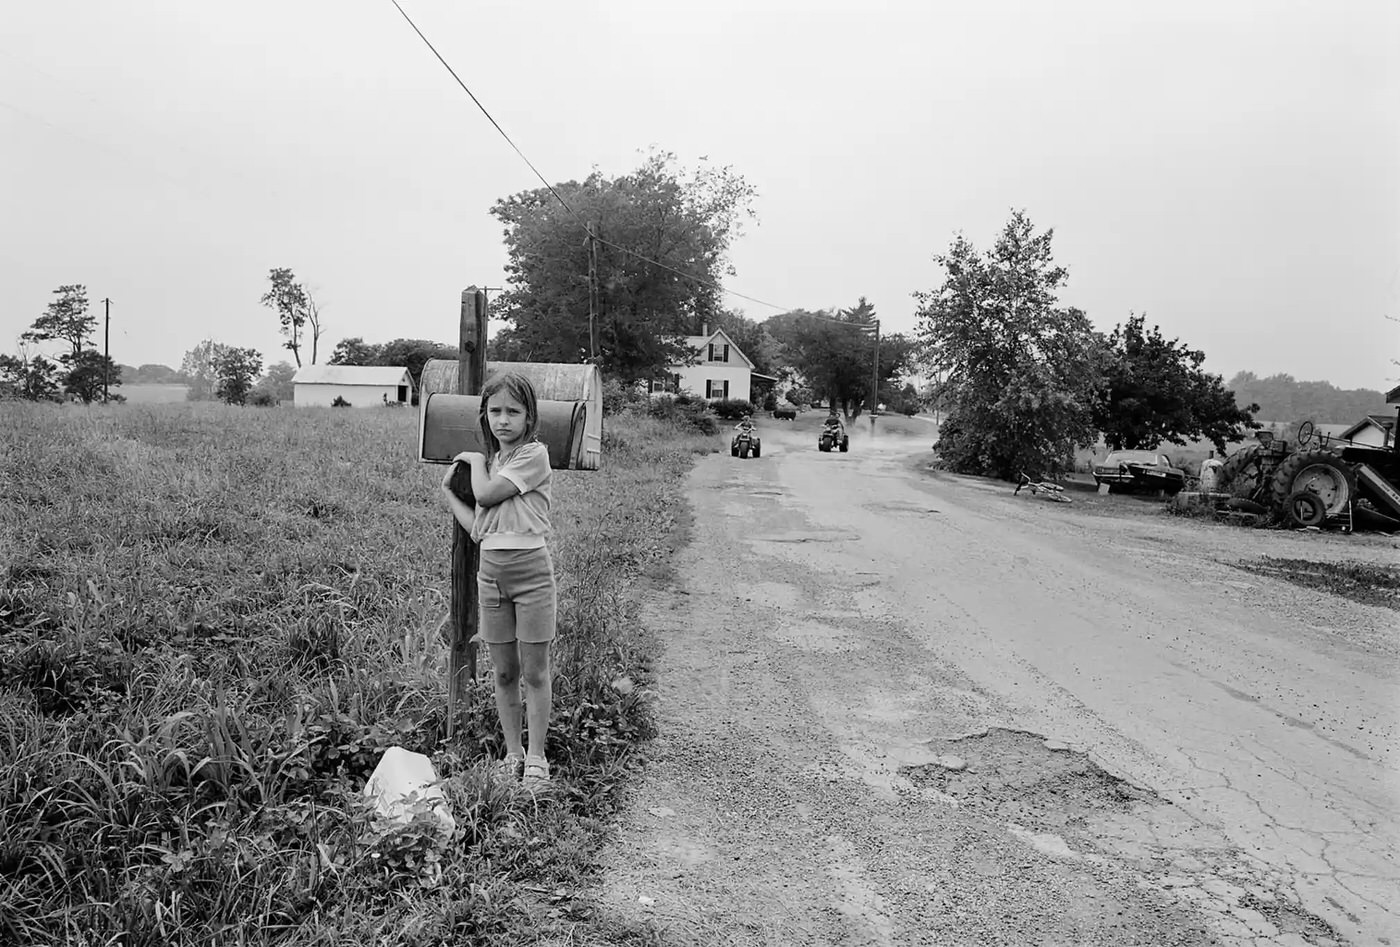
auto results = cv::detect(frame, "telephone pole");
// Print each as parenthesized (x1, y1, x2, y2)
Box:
(586, 222, 599, 362)
(870, 319, 880, 427)
(103, 298, 111, 404)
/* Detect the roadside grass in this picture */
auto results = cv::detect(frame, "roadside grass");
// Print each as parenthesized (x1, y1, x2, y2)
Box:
(0, 401, 713, 946)
(1233, 557, 1400, 610)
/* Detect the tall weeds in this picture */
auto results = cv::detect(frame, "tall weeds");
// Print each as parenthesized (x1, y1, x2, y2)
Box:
(0, 401, 713, 945)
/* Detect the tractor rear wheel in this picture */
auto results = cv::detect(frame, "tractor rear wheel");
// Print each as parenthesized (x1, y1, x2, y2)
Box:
(1284, 490, 1327, 528)
(1270, 450, 1355, 517)
(1217, 444, 1262, 495)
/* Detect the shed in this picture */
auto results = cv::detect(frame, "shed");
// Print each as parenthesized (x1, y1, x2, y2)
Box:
(293, 365, 414, 408)
(420, 360, 603, 470)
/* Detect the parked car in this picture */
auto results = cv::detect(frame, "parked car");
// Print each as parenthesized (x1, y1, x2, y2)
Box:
(1092, 450, 1186, 495)
(772, 404, 797, 420)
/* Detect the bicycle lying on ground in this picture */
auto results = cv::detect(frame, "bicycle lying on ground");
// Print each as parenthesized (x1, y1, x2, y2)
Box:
(1014, 472, 1072, 503)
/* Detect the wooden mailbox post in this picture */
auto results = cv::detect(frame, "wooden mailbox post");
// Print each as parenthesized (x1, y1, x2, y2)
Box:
(447, 288, 486, 738)
(419, 290, 604, 738)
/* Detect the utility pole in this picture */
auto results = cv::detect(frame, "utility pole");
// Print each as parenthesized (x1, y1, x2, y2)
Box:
(586, 222, 599, 362)
(103, 298, 111, 404)
(870, 319, 880, 427)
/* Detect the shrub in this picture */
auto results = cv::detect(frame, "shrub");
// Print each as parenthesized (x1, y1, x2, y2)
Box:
(709, 397, 753, 421)
(785, 387, 813, 407)
(331, 396, 351, 407)
(762, 392, 777, 412)
(601, 378, 647, 415)
(249, 390, 279, 407)
(646, 395, 718, 435)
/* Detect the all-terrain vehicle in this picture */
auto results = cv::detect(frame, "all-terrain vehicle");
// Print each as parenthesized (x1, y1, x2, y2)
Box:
(818, 417, 849, 453)
(731, 421, 761, 459)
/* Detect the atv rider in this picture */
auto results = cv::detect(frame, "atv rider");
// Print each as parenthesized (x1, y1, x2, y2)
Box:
(735, 415, 756, 436)
(822, 414, 845, 438)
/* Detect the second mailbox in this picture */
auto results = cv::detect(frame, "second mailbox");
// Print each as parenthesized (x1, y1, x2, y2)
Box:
(419, 393, 590, 471)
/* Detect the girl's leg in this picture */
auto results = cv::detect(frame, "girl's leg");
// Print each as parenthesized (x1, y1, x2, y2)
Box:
(518, 641, 553, 761)
(487, 641, 524, 758)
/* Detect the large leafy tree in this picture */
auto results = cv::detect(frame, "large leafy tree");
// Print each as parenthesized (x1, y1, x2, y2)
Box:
(489, 150, 757, 382)
(0, 352, 61, 401)
(1094, 314, 1258, 452)
(328, 337, 381, 366)
(22, 285, 94, 358)
(180, 340, 229, 401)
(766, 298, 915, 418)
(19, 284, 122, 402)
(915, 210, 1104, 479)
(63, 350, 122, 404)
(213, 347, 263, 405)
(252, 361, 297, 403)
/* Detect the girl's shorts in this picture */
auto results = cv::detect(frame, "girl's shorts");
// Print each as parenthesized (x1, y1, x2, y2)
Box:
(477, 546, 557, 645)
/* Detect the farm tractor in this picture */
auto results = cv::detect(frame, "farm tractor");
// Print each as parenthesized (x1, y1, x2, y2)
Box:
(1216, 420, 1400, 529)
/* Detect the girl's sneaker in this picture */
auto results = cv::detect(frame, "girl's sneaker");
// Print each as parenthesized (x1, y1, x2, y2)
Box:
(496, 753, 525, 782)
(522, 755, 551, 792)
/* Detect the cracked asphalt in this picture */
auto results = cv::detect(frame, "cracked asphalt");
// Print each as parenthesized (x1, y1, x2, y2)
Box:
(595, 415, 1398, 945)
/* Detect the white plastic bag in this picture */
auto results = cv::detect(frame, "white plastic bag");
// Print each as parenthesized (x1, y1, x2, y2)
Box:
(362, 746, 456, 837)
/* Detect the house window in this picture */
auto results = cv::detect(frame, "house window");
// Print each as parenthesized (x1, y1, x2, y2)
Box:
(706, 379, 729, 399)
(707, 342, 729, 363)
(649, 375, 680, 394)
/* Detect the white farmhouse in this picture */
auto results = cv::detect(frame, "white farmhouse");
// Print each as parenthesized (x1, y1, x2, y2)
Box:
(651, 326, 771, 403)
(292, 365, 414, 408)
(1338, 414, 1395, 449)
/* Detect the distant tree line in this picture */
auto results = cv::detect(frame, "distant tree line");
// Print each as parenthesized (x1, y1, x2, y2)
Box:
(1222, 372, 1386, 425)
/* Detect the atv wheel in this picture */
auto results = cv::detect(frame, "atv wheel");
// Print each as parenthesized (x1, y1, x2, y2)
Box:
(752, 442, 761, 458)
(1269, 449, 1354, 517)
(839, 438, 849, 453)
(739, 444, 750, 459)
(731, 446, 739, 457)
(1284, 490, 1327, 528)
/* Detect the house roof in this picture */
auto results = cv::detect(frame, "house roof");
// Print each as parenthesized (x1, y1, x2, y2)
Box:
(292, 365, 413, 386)
(676, 329, 755, 370)
(1386, 384, 1400, 404)
(1339, 414, 1396, 439)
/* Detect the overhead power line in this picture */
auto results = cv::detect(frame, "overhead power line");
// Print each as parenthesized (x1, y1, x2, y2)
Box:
(388, 0, 793, 314)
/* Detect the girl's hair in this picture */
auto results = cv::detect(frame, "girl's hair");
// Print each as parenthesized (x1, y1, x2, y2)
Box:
(478, 372, 540, 460)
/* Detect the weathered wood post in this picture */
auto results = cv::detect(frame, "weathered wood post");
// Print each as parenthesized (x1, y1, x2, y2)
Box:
(446, 287, 488, 738)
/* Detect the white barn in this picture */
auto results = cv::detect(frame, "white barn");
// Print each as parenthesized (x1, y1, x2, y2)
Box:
(292, 365, 414, 408)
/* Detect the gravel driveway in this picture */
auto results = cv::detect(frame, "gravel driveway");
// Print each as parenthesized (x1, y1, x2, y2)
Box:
(594, 416, 1398, 946)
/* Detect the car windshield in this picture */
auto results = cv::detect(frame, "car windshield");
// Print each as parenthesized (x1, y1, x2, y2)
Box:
(1103, 451, 1161, 465)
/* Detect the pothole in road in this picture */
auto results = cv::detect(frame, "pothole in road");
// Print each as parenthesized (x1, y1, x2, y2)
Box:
(899, 728, 1347, 945)
(900, 728, 1157, 833)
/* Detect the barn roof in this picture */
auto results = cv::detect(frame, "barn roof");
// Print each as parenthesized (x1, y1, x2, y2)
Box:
(292, 365, 413, 386)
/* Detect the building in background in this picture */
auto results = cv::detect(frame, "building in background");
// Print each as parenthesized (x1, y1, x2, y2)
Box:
(292, 365, 413, 408)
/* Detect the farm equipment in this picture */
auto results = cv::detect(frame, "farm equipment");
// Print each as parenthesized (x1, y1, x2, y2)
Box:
(1215, 421, 1400, 529)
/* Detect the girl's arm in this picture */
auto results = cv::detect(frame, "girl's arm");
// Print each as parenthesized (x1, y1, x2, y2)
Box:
(439, 464, 477, 532)
(458, 452, 522, 508)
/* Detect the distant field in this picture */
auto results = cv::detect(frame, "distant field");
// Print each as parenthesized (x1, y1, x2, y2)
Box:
(120, 383, 189, 403)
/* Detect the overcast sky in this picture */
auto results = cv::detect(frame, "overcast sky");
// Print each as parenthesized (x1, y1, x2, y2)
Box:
(2, 0, 1396, 391)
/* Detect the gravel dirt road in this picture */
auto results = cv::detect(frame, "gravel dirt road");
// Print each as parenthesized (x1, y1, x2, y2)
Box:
(595, 415, 1399, 946)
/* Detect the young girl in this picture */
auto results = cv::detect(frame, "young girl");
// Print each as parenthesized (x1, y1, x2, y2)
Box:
(438, 372, 557, 790)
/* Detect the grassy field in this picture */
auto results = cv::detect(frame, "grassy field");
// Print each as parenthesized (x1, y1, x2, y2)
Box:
(117, 384, 192, 404)
(0, 401, 714, 945)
